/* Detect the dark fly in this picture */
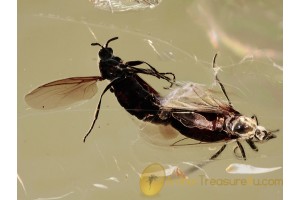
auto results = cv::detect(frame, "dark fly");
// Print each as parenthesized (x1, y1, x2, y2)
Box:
(25, 37, 175, 142)
(25, 37, 277, 160)
(159, 54, 278, 160)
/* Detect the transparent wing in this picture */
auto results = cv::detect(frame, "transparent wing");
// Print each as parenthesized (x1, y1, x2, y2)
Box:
(137, 121, 207, 147)
(134, 119, 225, 147)
(161, 82, 231, 114)
(25, 76, 102, 109)
(138, 122, 222, 147)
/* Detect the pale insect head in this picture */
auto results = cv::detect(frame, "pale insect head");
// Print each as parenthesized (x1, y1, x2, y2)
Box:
(230, 115, 276, 142)
(253, 125, 277, 142)
(230, 116, 257, 139)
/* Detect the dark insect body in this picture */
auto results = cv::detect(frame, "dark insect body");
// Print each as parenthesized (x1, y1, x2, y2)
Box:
(159, 54, 278, 160)
(25, 37, 277, 161)
(25, 37, 175, 142)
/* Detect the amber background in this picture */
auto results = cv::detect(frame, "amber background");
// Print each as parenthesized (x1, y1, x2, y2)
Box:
(18, 0, 282, 199)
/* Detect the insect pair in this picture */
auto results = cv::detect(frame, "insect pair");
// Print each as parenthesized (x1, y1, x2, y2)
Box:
(25, 37, 278, 160)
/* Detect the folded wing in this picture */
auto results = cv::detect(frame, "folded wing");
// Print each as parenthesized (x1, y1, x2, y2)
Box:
(161, 82, 232, 114)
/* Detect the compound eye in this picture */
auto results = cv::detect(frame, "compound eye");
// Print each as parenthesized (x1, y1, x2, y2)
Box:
(234, 123, 243, 131)
(233, 123, 252, 134)
(107, 47, 113, 54)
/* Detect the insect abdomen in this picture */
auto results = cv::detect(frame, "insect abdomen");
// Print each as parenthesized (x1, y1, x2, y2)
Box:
(113, 77, 167, 124)
(170, 113, 232, 142)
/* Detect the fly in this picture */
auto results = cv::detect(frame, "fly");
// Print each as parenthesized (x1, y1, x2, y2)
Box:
(25, 37, 175, 142)
(159, 54, 278, 160)
(25, 37, 277, 161)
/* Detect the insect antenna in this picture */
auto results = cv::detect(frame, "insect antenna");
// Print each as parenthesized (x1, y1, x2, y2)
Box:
(91, 43, 104, 48)
(91, 36, 118, 49)
(83, 77, 122, 142)
(105, 37, 119, 47)
(269, 129, 280, 133)
(212, 54, 232, 107)
(266, 129, 279, 140)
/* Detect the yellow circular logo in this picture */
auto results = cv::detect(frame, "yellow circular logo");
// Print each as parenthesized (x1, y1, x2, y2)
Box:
(140, 163, 166, 196)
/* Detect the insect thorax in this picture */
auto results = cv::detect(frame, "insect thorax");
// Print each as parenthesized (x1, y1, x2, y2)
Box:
(99, 57, 124, 80)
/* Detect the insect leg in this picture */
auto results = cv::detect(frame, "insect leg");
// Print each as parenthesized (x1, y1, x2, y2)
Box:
(233, 146, 242, 159)
(236, 140, 246, 160)
(171, 137, 189, 146)
(83, 77, 122, 142)
(127, 67, 159, 79)
(212, 54, 232, 107)
(130, 61, 176, 82)
(170, 137, 202, 146)
(246, 139, 258, 152)
(126, 61, 176, 85)
(125, 60, 159, 72)
(128, 65, 175, 88)
(210, 143, 227, 160)
(157, 72, 176, 89)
